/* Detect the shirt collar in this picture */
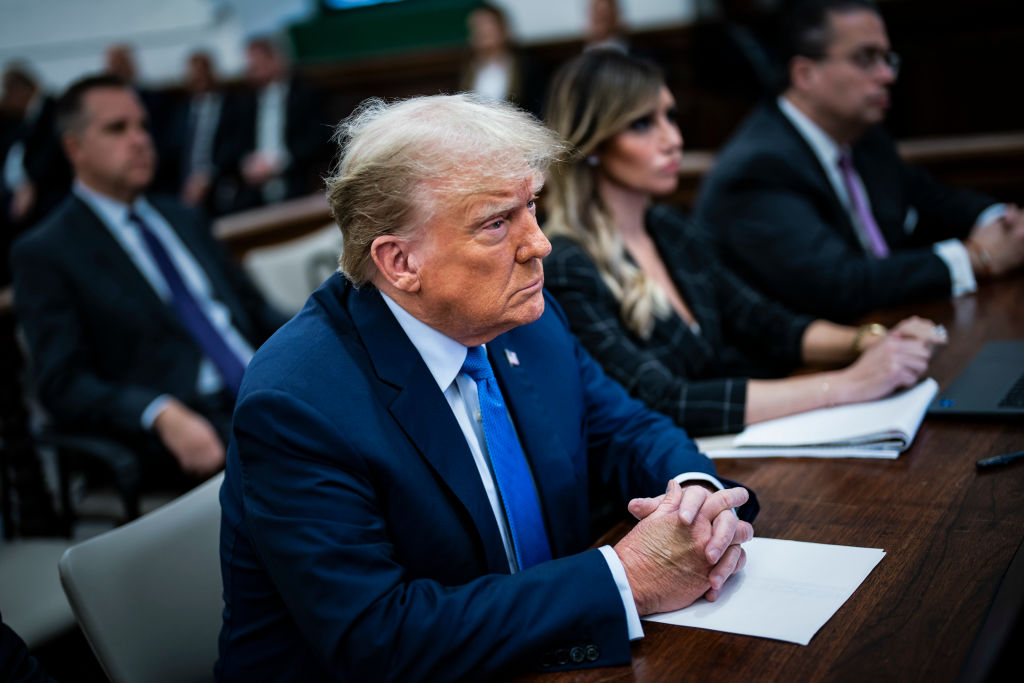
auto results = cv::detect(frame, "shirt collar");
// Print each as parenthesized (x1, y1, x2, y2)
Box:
(778, 95, 845, 168)
(73, 180, 153, 233)
(379, 290, 470, 393)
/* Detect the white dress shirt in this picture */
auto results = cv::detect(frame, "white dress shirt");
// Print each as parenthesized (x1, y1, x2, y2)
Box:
(380, 291, 725, 640)
(73, 181, 256, 426)
(778, 96, 998, 297)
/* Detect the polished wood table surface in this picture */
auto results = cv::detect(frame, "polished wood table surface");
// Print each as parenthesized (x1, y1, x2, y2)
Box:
(517, 272, 1024, 683)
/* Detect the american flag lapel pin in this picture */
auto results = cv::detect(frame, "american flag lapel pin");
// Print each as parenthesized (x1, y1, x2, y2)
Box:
(504, 349, 520, 367)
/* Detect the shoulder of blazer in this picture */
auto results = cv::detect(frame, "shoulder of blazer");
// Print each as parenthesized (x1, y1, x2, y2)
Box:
(12, 194, 101, 257)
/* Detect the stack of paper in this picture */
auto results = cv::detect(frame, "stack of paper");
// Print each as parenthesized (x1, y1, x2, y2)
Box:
(696, 378, 938, 459)
(644, 537, 885, 645)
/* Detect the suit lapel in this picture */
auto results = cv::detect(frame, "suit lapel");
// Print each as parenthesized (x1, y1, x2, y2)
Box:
(69, 198, 178, 325)
(346, 284, 510, 574)
(770, 104, 863, 248)
(487, 332, 580, 559)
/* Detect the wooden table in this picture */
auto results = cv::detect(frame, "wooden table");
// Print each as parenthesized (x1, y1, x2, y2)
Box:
(517, 272, 1024, 682)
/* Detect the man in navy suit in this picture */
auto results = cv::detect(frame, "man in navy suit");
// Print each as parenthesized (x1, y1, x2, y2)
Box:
(217, 94, 758, 681)
(11, 75, 285, 478)
(697, 0, 1024, 321)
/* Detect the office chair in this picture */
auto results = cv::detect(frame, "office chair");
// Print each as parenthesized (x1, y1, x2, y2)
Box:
(13, 326, 141, 535)
(58, 472, 224, 683)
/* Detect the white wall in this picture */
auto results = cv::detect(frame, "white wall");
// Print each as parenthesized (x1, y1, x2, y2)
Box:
(0, 0, 314, 91)
(494, 0, 697, 44)
(0, 0, 693, 92)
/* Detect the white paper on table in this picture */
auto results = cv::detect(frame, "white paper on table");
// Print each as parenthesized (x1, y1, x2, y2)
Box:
(643, 537, 885, 645)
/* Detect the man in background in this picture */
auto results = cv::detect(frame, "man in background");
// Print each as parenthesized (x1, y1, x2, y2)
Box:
(1, 64, 70, 283)
(697, 0, 1024, 320)
(159, 52, 229, 214)
(11, 75, 286, 479)
(215, 36, 326, 212)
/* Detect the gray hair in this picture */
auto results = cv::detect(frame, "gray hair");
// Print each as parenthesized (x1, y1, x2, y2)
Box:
(326, 93, 565, 287)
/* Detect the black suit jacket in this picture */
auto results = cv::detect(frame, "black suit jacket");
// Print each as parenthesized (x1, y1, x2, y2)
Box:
(214, 77, 327, 211)
(10, 194, 286, 436)
(544, 206, 813, 436)
(696, 100, 993, 320)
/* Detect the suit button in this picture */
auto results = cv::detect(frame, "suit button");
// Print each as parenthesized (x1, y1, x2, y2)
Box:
(556, 648, 569, 665)
(569, 646, 585, 664)
(585, 644, 600, 662)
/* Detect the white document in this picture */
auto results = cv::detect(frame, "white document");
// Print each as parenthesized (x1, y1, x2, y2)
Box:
(695, 378, 938, 459)
(643, 537, 885, 645)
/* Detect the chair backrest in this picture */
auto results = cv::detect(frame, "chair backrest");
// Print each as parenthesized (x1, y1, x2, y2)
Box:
(58, 472, 225, 683)
(242, 222, 342, 314)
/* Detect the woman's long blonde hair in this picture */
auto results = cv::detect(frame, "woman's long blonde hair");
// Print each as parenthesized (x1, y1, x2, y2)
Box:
(543, 50, 671, 339)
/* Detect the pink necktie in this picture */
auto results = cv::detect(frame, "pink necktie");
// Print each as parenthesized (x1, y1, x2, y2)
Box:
(837, 151, 889, 258)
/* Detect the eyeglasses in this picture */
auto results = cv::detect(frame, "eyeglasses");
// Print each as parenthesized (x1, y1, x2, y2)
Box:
(822, 48, 901, 76)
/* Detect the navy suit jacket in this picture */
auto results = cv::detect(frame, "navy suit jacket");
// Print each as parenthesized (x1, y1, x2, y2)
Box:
(217, 274, 757, 681)
(696, 101, 994, 320)
(11, 194, 286, 436)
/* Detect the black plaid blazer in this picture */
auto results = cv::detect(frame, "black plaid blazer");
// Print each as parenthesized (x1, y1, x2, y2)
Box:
(544, 205, 814, 436)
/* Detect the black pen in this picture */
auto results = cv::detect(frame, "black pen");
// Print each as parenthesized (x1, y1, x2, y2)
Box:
(976, 450, 1024, 470)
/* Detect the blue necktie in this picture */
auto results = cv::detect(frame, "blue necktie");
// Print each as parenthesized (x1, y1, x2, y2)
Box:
(462, 346, 552, 570)
(128, 210, 246, 396)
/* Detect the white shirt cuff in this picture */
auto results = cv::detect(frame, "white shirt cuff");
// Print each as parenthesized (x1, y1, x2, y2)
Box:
(674, 471, 724, 491)
(974, 203, 1006, 230)
(141, 394, 173, 430)
(598, 545, 645, 641)
(933, 239, 977, 297)
(597, 472, 726, 642)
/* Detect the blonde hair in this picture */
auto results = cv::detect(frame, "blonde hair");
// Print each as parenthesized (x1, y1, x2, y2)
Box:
(543, 50, 670, 339)
(326, 93, 564, 286)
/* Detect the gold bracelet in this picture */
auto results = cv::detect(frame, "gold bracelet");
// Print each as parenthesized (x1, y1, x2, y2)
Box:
(851, 323, 887, 354)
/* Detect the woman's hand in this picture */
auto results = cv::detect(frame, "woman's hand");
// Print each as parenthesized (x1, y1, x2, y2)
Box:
(891, 316, 948, 349)
(834, 333, 933, 404)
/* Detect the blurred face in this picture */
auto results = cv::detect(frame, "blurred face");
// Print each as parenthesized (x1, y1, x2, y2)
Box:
(246, 45, 281, 87)
(468, 8, 507, 55)
(105, 46, 136, 82)
(407, 173, 551, 346)
(589, 0, 619, 42)
(597, 86, 683, 198)
(65, 87, 155, 203)
(800, 10, 896, 137)
(186, 56, 214, 93)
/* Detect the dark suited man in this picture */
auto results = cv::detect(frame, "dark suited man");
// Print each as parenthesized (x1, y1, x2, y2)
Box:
(217, 94, 758, 681)
(697, 0, 1024, 321)
(1, 64, 71, 284)
(10, 75, 286, 478)
(157, 52, 227, 213)
(215, 37, 326, 212)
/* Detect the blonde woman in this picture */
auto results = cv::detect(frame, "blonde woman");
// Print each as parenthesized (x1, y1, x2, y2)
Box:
(542, 49, 944, 436)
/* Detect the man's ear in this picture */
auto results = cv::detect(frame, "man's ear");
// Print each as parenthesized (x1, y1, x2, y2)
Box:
(62, 131, 80, 167)
(789, 56, 817, 92)
(370, 234, 421, 292)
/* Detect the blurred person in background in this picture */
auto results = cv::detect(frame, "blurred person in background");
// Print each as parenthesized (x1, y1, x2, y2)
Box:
(215, 36, 326, 213)
(159, 51, 229, 214)
(459, 2, 543, 116)
(1, 63, 70, 283)
(585, 0, 628, 52)
(11, 75, 286, 481)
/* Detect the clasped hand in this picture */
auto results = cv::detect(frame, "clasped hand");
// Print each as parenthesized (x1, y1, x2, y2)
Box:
(614, 481, 753, 616)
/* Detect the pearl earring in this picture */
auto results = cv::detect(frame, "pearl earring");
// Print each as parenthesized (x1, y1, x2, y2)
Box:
(586, 155, 599, 167)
